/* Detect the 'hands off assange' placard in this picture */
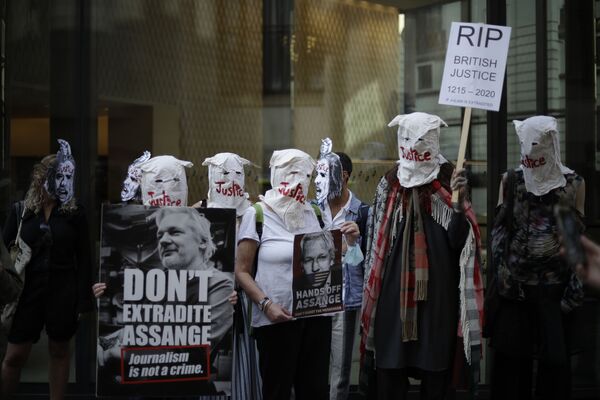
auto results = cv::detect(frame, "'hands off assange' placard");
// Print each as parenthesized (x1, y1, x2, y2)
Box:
(96, 204, 236, 398)
(439, 22, 511, 111)
(292, 229, 343, 317)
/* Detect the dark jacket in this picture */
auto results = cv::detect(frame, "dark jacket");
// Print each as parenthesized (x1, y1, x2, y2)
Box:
(3, 203, 95, 313)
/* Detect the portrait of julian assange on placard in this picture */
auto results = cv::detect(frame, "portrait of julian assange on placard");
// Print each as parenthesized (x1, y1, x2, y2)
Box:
(292, 229, 343, 317)
(96, 204, 236, 398)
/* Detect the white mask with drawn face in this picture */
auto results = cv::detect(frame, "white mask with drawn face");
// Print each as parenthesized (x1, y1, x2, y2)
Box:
(260, 149, 315, 231)
(314, 159, 330, 205)
(45, 139, 76, 204)
(202, 152, 251, 216)
(55, 160, 75, 204)
(121, 151, 151, 202)
(315, 137, 343, 207)
(139, 155, 193, 207)
(514, 116, 573, 196)
(388, 112, 448, 188)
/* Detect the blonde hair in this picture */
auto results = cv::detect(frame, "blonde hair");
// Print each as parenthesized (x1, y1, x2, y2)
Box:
(24, 154, 78, 214)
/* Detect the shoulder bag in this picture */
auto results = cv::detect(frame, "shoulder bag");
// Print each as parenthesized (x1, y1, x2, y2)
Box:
(1, 201, 32, 325)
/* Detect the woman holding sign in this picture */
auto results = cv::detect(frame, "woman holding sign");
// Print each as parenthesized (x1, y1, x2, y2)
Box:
(236, 149, 336, 400)
(1, 141, 94, 400)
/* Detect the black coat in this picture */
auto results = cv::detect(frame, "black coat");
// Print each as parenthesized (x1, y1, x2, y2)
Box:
(3, 202, 94, 313)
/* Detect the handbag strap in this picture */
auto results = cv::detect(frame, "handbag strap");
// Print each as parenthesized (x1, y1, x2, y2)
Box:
(14, 201, 25, 243)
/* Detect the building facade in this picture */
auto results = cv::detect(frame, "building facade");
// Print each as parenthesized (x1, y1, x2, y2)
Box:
(2, 0, 600, 397)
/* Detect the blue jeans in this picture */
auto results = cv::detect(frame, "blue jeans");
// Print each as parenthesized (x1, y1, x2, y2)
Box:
(330, 309, 359, 400)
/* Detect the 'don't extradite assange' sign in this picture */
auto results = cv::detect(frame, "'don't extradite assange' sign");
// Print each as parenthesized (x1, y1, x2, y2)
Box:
(438, 22, 511, 111)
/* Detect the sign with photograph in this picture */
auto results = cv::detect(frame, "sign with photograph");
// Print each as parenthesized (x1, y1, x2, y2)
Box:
(438, 22, 511, 111)
(292, 229, 343, 317)
(96, 204, 236, 398)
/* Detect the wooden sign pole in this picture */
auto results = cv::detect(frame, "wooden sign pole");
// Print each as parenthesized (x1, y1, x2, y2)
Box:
(451, 107, 472, 204)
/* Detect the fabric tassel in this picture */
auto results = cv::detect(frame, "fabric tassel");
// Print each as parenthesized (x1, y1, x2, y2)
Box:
(414, 232, 428, 301)
(415, 279, 428, 301)
(413, 189, 429, 301)
(431, 193, 453, 229)
(402, 320, 418, 342)
(459, 227, 479, 364)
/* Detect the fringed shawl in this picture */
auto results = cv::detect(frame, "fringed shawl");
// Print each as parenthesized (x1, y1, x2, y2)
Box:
(361, 166, 484, 377)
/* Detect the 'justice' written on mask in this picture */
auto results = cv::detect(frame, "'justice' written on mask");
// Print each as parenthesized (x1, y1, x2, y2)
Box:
(278, 182, 307, 204)
(521, 155, 546, 169)
(399, 147, 432, 162)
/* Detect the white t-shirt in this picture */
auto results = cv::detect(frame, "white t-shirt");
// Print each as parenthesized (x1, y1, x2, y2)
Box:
(238, 202, 322, 327)
(321, 192, 353, 230)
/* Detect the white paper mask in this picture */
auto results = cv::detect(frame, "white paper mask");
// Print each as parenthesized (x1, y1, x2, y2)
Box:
(388, 112, 448, 188)
(315, 138, 343, 206)
(139, 155, 193, 207)
(514, 116, 573, 196)
(121, 151, 151, 202)
(260, 149, 316, 231)
(202, 152, 252, 216)
(45, 139, 76, 204)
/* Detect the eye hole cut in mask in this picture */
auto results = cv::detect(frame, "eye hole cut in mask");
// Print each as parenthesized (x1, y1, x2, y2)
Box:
(138, 155, 193, 207)
(519, 133, 552, 169)
(513, 115, 573, 196)
(202, 153, 252, 215)
(389, 112, 448, 188)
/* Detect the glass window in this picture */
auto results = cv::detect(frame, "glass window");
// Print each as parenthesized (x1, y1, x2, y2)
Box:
(3, 0, 600, 396)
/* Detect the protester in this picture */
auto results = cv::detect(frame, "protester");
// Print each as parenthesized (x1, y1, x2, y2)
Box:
(236, 149, 332, 399)
(1, 140, 94, 399)
(314, 139, 368, 400)
(361, 112, 484, 400)
(93, 154, 194, 298)
(489, 116, 585, 400)
(199, 152, 262, 400)
(94, 157, 234, 377)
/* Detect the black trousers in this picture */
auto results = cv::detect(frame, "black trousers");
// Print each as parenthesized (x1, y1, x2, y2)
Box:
(490, 285, 572, 400)
(254, 316, 332, 400)
(377, 368, 449, 400)
(491, 351, 571, 400)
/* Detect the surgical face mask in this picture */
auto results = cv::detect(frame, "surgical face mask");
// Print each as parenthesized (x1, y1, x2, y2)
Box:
(121, 151, 151, 202)
(389, 113, 447, 188)
(139, 155, 193, 207)
(515, 116, 572, 196)
(203, 153, 251, 215)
